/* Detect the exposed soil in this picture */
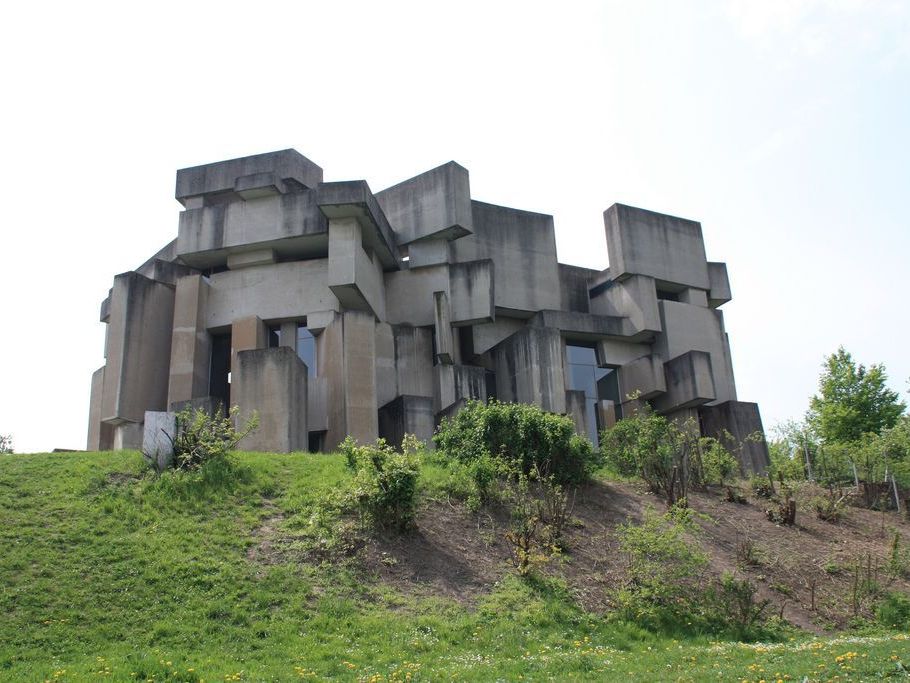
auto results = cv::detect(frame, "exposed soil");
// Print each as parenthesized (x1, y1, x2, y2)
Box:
(247, 481, 910, 632)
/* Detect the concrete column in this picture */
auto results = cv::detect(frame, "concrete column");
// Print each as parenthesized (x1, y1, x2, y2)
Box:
(101, 272, 176, 426)
(343, 311, 378, 444)
(433, 290, 454, 364)
(234, 347, 308, 452)
(87, 366, 113, 450)
(230, 315, 267, 405)
(167, 275, 211, 406)
(279, 321, 297, 349)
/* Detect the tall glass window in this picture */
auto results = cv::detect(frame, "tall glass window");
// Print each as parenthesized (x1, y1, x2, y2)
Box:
(565, 343, 622, 443)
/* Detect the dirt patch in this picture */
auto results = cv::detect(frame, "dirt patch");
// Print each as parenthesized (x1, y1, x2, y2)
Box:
(246, 502, 286, 565)
(106, 472, 141, 486)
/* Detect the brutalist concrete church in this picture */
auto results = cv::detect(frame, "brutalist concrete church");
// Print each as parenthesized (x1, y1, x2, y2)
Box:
(87, 149, 769, 472)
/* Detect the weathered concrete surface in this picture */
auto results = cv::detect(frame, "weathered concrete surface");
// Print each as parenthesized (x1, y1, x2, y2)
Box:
(699, 400, 771, 475)
(90, 148, 767, 457)
(167, 275, 211, 407)
(101, 272, 175, 425)
(234, 347, 308, 452)
(142, 411, 176, 471)
(375, 161, 473, 244)
(491, 327, 566, 414)
(604, 204, 710, 290)
(379, 395, 435, 449)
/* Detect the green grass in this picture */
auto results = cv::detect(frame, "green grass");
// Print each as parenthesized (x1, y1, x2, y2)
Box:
(1, 451, 908, 682)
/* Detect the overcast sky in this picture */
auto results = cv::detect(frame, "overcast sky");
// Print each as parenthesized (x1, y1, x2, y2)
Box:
(1, 0, 907, 453)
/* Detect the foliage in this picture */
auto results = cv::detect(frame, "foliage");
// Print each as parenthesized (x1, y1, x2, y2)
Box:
(0, 433, 12, 454)
(765, 482, 797, 525)
(340, 436, 420, 531)
(504, 471, 551, 576)
(750, 474, 775, 498)
(808, 346, 905, 445)
(812, 487, 848, 523)
(613, 505, 708, 627)
(875, 592, 910, 629)
(768, 419, 814, 481)
(699, 437, 739, 486)
(4, 450, 910, 680)
(433, 400, 597, 484)
(150, 405, 259, 473)
(706, 572, 771, 635)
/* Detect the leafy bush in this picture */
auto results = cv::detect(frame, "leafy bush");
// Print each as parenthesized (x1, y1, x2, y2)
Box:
(433, 400, 597, 484)
(700, 438, 739, 486)
(340, 436, 420, 531)
(613, 506, 708, 627)
(706, 572, 771, 635)
(750, 475, 775, 499)
(813, 487, 848, 523)
(0, 433, 12, 454)
(600, 405, 696, 506)
(875, 591, 910, 629)
(148, 405, 258, 473)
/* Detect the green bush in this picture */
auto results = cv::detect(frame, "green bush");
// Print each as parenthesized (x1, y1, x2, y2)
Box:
(433, 400, 597, 484)
(875, 591, 910, 629)
(150, 405, 258, 473)
(613, 506, 708, 628)
(0, 433, 12, 454)
(340, 436, 420, 531)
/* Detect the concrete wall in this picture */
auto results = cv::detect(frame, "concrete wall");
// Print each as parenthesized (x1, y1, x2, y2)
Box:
(101, 272, 175, 425)
(234, 347, 308, 452)
(206, 259, 338, 329)
(449, 259, 494, 325)
(167, 275, 211, 406)
(375, 161, 473, 244)
(699, 401, 771, 475)
(328, 217, 386, 318)
(491, 326, 566, 414)
(604, 203, 710, 290)
(452, 201, 561, 314)
(378, 395, 435, 449)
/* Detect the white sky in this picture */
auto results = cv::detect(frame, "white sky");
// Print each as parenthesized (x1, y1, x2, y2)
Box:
(1, 0, 907, 453)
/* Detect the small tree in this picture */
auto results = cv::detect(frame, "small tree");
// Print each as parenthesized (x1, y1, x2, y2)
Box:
(808, 347, 905, 445)
(0, 434, 12, 454)
(150, 405, 258, 472)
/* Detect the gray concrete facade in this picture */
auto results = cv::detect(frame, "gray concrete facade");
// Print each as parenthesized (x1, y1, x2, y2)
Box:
(89, 148, 769, 473)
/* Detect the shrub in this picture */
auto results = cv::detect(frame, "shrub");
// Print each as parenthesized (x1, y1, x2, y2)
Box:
(699, 438, 739, 486)
(750, 475, 775, 499)
(433, 400, 597, 484)
(0, 434, 12, 454)
(612, 505, 708, 627)
(149, 405, 258, 473)
(706, 572, 771, 635)
(875, 591, 910, 629)
(813, 487, 848, 523)
(600, 405, 696, 506)
(341, 436, 420, 532)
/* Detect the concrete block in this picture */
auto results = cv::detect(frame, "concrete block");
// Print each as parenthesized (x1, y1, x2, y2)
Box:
(101, 272, 176, 425)
(451, 201, 560, 314)
(205, 260, 338, 330)
(169, 396, 222, 415)
(654, 300, 737, 404)
(234, 171, 284, 200)
(393, 326, 434, 398)
(449, 259, 494, 325)
(375, 322, 397, 408)
(227, 249, 277, 270)
(491, 326, 566, 414)
(384, 265, 448, 326)
(408, 238, 450, 269)
(708, 261, 732, 308)
(378, 395, 435, 449)
(604, 204, 710, 290)
(176, 149, 323, 205)
(652, 350, 716, 413)
(316, 180, 400, 269)
(341, 311, 378, 445)
(678, 288, 708, 307)
(375, 161, 473, 244)
(113, 422, 144, 450)
(328, 217, 386, 318)
(434, 364, 489, 413)
(699, 401, 771, 475)
(87, 366, 110, 451)
(620, 354, 666, 400)
(589, 274, 660, 338)
(433, 291, 455, 364)
(472, 317, 526, 356)
(167, 275, 211, 407)
(559, 264, 597, 313)
(143, 411, 176, 470)
(234, 347, 308, 452)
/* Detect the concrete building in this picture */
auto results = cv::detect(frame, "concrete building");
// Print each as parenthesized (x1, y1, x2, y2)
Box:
(87, 149, 769, 473)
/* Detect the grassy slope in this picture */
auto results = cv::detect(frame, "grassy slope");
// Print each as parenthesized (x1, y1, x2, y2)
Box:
(0, 451, 907, 682)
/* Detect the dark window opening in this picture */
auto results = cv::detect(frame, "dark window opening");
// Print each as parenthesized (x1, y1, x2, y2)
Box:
(458, 326, 475, 363)
(565, 342, 622, 444)
(308, 431, 325, 453)
(656, 289, 679, 302)
(209, 332, 232, 412)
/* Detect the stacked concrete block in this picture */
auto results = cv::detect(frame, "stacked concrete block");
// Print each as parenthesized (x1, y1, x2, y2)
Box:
(87, 148, 769, 473)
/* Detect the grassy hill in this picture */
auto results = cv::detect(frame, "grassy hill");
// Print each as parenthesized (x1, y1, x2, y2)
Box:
(1, 450, 909, 682)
